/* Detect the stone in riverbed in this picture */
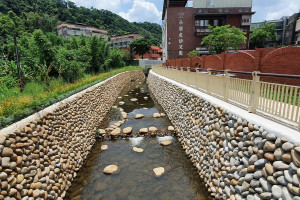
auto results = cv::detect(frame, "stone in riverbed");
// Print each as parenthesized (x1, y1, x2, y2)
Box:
(101, 145, 108, 151)
(160, 140, 172, 146)
(153, 113, 161, 118)
(133, 147, 144, 153)
(123, 127, 133, 134)
(103, 165, 119, 174)
(135, 114, 144, 119)
(168, 126, 175, 131)
(272, 185, 282, 199)
(143, 97, 148, 100)
(160, 113, 166, 117)
(130, 98, 138, 102)
(98, 129, 106, 135)
(153, 167, 165, 177)
(111, 128, 121, 136)
(149, 127, 158, 132)
(119, 101, 125, 105)
(139, 128, 148, 134)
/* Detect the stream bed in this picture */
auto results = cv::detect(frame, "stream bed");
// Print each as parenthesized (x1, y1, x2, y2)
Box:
(65, 80, 210, 200)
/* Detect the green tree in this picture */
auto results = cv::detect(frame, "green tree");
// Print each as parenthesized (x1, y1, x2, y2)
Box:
(104, 48, 125, 70)
(130, 38, 150, 59)
(201, 25, 247, 54)
(250, 23, 277, 48)
(32, 29, 55, 86)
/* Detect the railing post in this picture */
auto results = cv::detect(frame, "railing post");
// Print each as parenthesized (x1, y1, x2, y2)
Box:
(223, 70, 230, 102)
(206, 69, 211, 94)
(248, 71, 260, 113)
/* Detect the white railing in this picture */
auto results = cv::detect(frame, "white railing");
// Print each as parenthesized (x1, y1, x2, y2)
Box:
(152, 66, 300, 130)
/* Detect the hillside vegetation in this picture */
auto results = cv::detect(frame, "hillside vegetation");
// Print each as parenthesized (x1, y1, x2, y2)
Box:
(0, 0, 162, 45)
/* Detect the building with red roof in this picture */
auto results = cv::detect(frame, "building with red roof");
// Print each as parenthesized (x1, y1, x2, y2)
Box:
(57, 23, 108, 40)
(134, 46, 163, 60)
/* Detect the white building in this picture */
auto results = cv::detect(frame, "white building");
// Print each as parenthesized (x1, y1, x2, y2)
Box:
(109, 34, 141, 49)
(57, 23, 108, 40)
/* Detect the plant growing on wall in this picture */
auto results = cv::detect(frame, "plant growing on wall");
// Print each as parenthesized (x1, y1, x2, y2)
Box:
(250, 23, 277, 49)
(201, 25, 247, 54)
(187, 50, 200, 57)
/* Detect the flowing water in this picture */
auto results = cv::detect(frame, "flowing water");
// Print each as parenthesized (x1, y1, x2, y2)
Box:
(65, 80, 210, 200)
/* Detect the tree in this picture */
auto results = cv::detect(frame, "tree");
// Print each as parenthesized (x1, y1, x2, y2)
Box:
(250, 23, 277, 49)
(201, 25, 247, 54)
(130, 38, 150, 59)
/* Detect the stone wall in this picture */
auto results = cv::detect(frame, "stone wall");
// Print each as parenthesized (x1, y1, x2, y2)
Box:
(148, 71, 300, 200)
(0, 70, 144, 200)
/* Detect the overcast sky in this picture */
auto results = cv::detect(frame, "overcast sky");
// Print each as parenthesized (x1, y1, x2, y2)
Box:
(70, 0, 300, 24)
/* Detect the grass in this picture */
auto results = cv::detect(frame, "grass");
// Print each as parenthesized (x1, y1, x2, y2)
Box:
(0, 66, 142, 129)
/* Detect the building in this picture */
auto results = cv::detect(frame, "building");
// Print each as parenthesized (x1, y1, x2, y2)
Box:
(296, 19, 300, 44)
(250, 12, 300, 48)
(109, 34, 142, 49)
(57, 23, 108, 40)
(134, 46, 163, 60)
(284, 13, 300, 46)
(162, 0, 254, 60)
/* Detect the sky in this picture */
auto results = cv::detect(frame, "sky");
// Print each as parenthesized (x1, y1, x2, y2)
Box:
(70, 0, 300, 24)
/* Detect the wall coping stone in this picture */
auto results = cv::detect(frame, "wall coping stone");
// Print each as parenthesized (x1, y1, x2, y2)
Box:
(0, 71, 130, 136)
(150, 70, 300, 145)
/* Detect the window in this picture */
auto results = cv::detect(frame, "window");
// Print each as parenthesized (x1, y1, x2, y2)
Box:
(213, 20, 219, 26)
(207, 0, 214, 6)
(195, 20, 200, 26)
(204, 20, 209, 26)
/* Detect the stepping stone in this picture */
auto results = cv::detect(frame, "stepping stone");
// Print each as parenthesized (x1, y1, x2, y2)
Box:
(103, 165, 119, 174)
(119, 101, 125, 105)
(144, 97, 148, 100)
(98, 129, 106, 135)
(168, 126, 175, 131)
(149, 127, 158, 132)
(153, 167, 165, 177)
(133, 147, 144, 153)
(111, 128, 121, 136)
(160, 140, 172, 146)
(160, 113, 166, 117)
(118, 96, 122, 99)
(114, 122, 122, 127)
(139, 128, 148, 134)
(130, 98, 138, 102)
(123, 127, 133, 134)
(121, 112, 127, 119)
(101, 145, 108, 151)
(153, 113, 161, 118)
(135, 114, 144, 119)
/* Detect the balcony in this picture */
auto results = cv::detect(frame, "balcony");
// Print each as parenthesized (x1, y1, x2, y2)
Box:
(296, 19, 300, 33)
(195, 28, 212, 36)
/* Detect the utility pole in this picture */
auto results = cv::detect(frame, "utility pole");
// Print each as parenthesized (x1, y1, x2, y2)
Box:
(14, 33, 23, 92)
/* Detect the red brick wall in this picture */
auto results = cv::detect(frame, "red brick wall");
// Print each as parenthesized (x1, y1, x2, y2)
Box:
(163, 46, 300, 85)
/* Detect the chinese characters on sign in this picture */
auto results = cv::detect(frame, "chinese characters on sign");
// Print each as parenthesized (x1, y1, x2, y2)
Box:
(178, 12, 184, 56)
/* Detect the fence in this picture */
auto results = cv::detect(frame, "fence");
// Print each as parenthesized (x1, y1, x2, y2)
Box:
(152, 66, 300, 130)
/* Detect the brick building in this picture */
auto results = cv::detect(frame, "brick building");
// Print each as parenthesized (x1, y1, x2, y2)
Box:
(57, 23, 108, 40)
(109, 34, 142, 49)
(162, 0, 254, 60)
(134, 46, 163, 60)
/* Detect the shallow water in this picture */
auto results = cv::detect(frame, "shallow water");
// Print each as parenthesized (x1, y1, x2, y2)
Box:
(65, 81, 210, 200)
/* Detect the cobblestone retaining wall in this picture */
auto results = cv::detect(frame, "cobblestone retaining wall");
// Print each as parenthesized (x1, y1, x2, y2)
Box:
(148, 71, 300, 200)
(0, 70, 144, 200)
